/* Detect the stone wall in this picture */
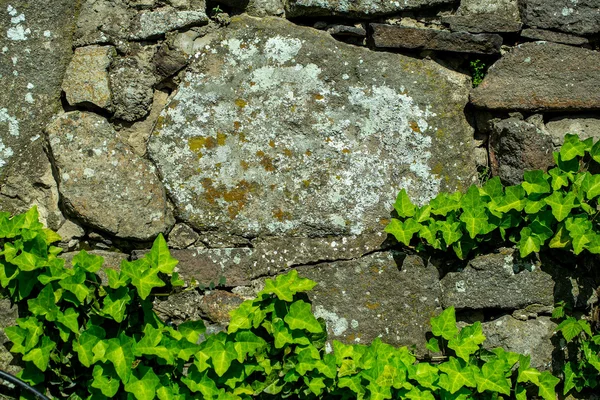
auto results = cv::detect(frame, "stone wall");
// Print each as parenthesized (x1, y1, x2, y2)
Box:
(1, 0, 599, 375)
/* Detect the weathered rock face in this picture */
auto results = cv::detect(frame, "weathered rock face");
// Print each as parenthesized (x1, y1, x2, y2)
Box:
(285, 0, 454, 17)
(371, 24, 503, 54)
(471, 42, 600, 111)
(520, 29, 589, 46)
(489, 115, 555, 185)
(482, 315, 556, 371)
(129, 8, 209, 41)
(0, 0, 78, 229)
(442, 0, 522, 33)
(440, 248, 555, 310)
(45, 112, 174, 240)
(545, 116, 600, 147)
(74, 0, 134, 47)
(301, 253, 441, 356)
(148, 15, 477, 239)
(110, 55, 157, 121)
(520, 0, 600, 36)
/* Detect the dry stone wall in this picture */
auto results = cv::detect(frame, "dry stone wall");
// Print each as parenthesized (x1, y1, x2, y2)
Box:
(1, 0, 599, 376)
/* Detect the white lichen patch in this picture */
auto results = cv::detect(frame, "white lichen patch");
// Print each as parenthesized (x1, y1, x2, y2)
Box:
(0, 108, 20, 137)
(6, 5, 30, 41)
(313, 305, 349, 336)
(264, 36, 302, 64)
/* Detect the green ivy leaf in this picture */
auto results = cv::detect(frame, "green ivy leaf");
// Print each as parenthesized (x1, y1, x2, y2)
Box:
(11, 251, 45, 271)
(537, 371, 559, 400)
(522, 170, 551, 195)
(124, 365, 161, 400)
(548, 168, 570, 191)
(202, 338, 238, 377)
(438, 357, 476, 394)
(385, 218, 421, 246)
(408, 363, 439, 390)
(72, 250, 104, 273)
(233, 331, 268, 363)
(56, 308, 79, 334)
(430, 307, 457, 341)
(58, 268, 90, 303)
(437, 221, 462, 247)
(27, 284, 59, 321)
(560, 134, 591, 161)
(259, 269, 317, 302)
(580, 172, 600, 200)
(393, 189, 416, 218)
(419, 222, 441, 249)
(284, 300, 323, 333)
(22, 335, 56, 372)
(518, 227, 542, 258)
(182, 367, 220, 397)
(147, 233, 178, 274)
(459, 207, 488, 239)
(105, 335, 135, 383)
(73, 326, 106, 367)
(121, 259, 165, 300)
(92, 363, 121, 397)
(481, 177, 503, 200)
(461, 186, 484, 210)
(177, 320, 206, 344)
(414, 205, 432, 223)
(495, 185, 526, 213)
(426, 338, 440, 353)
(448, 322, 486, 362)
(556, 317, 584, 342)
(544, 191, 577, 222)
(430, 193, 461, 216)
(475, 359, 511, 395)
(517, 355, 540, 385)
(101, 287, 132, 323)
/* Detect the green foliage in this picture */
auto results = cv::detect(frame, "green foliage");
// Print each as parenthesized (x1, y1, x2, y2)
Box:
(386, 134, 600, 260)
(0, 206, 559, 399)
(469, 60, 487, 88)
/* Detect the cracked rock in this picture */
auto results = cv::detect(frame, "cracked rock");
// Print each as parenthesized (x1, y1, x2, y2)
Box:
(129, 7, 209, 40)
(110, 55, 157, 122)
(45, 111, 174, 240)
(168, 223, 200, 249)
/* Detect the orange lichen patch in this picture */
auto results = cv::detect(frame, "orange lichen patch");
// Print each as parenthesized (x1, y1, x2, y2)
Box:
(273, 208, 292, 221)
(305, 150, 312, 156)
(235, 98, 247, 108)
(290, 105, 297, 112)
(325, 137, 332, 143)
(201, 178, 255, 219)
(432, 162, 444, 176)
(238, 132, 247, 142)
(270, 184, 277, 191)
(217, 132, 227, 146)
(260, 155, 275, 172)
(256, 150, 265, 157)
(365, 302, 380, 310)
(188, 137, 207, 153)
(370, 265, 380, 274)
(269, 140, 276, 148)
(283, 148, 293, 157)
(313, 94, 324, 100)
(154, 116, 166, 132)
(249, 81, 256, 86)
(240, 160, 249, 170)
(204, 136, 217, 150)
(168, 99, 180, 109)
(341, 148, 351, 154)
(380, 218, 390, 225)
(409, 121, 421, 133)
(302, 180, 310, 187)
(233, 121, 241, 131)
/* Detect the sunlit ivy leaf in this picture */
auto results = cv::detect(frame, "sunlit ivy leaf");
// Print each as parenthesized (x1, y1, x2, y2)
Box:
(460, 186, 483, 210)
(548, 167, 570, 191)
(28, 284, 59, 321)
(556, 317, 587, 342)
(124, 365, 161, 400)
(517, 354, 540, 385)
(178, 320, 206, 343)
(414, 205, 432, 223)
(133, 325, 171, 364)
(72, 250, 104, 273)
(72, 325, 105, 367)
(448, 322, 486, 362)
(57, 308, 79, 334)
(147, 233, 178, 274)
(170, 272, 184, 287)
(259, 269, 317, 302)
(475, 359, 511, 395)
(284, 300, 323, 333)
(105, 335, 135, 383)
(404, 386, 436, 400)
(385, 218, 421, 246)
(368, 381, 392, 400)
(0, 213, 25, 238)
(121, 259, 165, 300)
(233, 331, 267, 363)
(182, 367, 220, 397)
(393, 189, 416, 218)
(438, 357, 476, 394)
(437, 221, 462, 247)
(522, 170, 550, 195)
(481, 176, 503, 200)
(202, 338, 238, 377)
(562, 361, 579, 394)
(426, 338, 440, 353)
(58, 268, 90, 303)
(419, 222, 441, 249)
(524, 198, 547, 214)
(272, 318, 294, 349)
(537, 371, 559, 400)
(408, 363, 439, 390)
(295, 345, 321, 375)
(228, 301, 259, 333)
(518, 227, 542, 258)
(338, 376, 366, 395)
(495, 185, 526, 213)
(430, 307, 457, 341)
(560, 134, 591, 161)
(92, 363, 120, 397)
(544, 191, 577, 222)
(431, 192, 461, 216)
(459, 207, 488, 239)
(105, 268, 129, 289)
(22, 335, 55, 372)
(580, 172, 600, 200)
(11, 251, 45, 272)
(305, 376, 326, 396)
(101, 287, 131, 323)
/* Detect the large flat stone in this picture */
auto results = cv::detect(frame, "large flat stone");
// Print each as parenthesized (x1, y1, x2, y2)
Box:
(520, 0, 600, 36)
(371, 24, 503, 54)
(0, 0, 78, 229)
(520, 29, 590, 46)
(148, 15, 478, 239)
(129, 7, 209, 40)
(442, 0, 521, 33)
(74, 0, 134, 47)
(440, 248, 555, 310)
(471, 42, 600, 111)
(45, 111, 174, 240)
(285, 0, 454, 17)
(301, 253, 442, 357)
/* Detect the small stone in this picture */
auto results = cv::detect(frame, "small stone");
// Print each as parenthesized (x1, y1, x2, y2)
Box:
(313, 21, 328, 29)
(520, 0, 600, 36)
(127, 0, 156, 8)
(62, 45, 115, 109)
(168, 223, 200, 249)
(546, 116, 600, 148)
(57, 219, 85, 249)
(109, 56, 156, 122)
(153, 290, 203, 325)
(521, 28, 590, 46)
(200, 290, 245, 325)
(129, 7, 209, 40)
(74, 0, 133, 47)
(371, 24, 503, 54)
(153, 43, 189, 78)
(327, 24, 366, 37)
(442, 0, 521, 33)
(246, 0, 285, 17)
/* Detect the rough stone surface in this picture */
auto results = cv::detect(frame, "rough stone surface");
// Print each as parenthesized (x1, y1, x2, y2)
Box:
(285, 0, 454, 17)
(129, 7, 209, 40)
(0, 0, 78, 231)
(442, 0, 521, 33)
(110, 56, 157, 122)
(546, 116, 600, 148)
(440, 248, 555, 310)
(327, 24, 367, 37)
(482, 315, 556, 371)
(371, 24, 503, 54)
(148, 15, 478, 240)
(134, 234, 388, 287)
(62, 45, 115, 109)
(74, 0, 134, 47)
(520, 0, 600, 36)
(520, 29, 590, 46)
(302, 253, 441, 356)
(153, 43, 189, 78)
(45, 111, 174, 240)
(57, 219, 86, 250)
(200, 290, 245, 324)
(246, 0, 286, 17)
(60, 250, 128, 285)
(489, 115, 555, 185)
(471, 42, 600, 111)
(168, 223, 200, 249)
(153, 290, 203, 325)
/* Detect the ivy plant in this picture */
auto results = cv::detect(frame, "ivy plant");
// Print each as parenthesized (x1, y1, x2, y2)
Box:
(0, 206, 558, 399)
